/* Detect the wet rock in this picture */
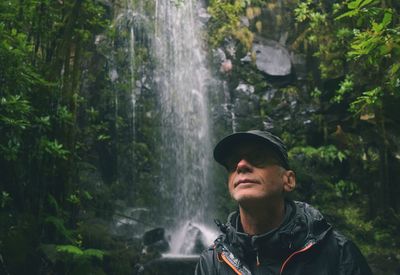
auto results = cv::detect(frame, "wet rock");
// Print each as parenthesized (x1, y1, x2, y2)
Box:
(240, 52, 252, 62)
(214, 48, 227, 63)
(225, 39, 237, 58)
(178, 223, 207, 255)
(198, 8, 211, 23)
(262, 88, 278, 101)
(142, 228, 170, 255)
(253, 39, 292, 76)
(111, 207, 150, 239)
(240, 16, 250, 27)
(235, 82, 255, 95)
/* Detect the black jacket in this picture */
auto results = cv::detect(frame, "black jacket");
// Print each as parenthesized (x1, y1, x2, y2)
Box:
(195, 201, 372, 275)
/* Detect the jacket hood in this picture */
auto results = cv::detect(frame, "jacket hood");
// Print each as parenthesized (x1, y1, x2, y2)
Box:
(216, 200, 332, 261)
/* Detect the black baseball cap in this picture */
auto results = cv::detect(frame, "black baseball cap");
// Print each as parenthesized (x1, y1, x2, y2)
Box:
(213, 130, 290, 169)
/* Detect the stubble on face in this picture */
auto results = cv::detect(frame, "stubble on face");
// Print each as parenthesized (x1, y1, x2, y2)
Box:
(227, 160, 286, 205)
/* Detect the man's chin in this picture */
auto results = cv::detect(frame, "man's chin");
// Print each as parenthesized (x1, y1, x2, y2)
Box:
(232, 192, 265, 203)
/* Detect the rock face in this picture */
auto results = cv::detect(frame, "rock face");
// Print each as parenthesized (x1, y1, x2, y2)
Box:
(142, 228, 170, 255)
(177, 223, 208, 255)
(253, 39, 292, 76)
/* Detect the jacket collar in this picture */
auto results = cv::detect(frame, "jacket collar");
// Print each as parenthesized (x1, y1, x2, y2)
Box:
(217, 200, 332, 261)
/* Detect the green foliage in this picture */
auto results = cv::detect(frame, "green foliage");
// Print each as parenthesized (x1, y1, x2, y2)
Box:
(346, 10, 395, 60)
(0, 191, 12, 208)
(45, 216, 74, 242)
(207, 0, 258, 50)
(295, 1, 349, 78)
(294, 0, 312, 23)
(341, 4, 399, 113)
(291, 1, 400, 266)
(40, 244, 107, 275)
(335, 0, 380, 21)
(290, 145, 347, 164)
(57, 106, 74, 125)
(336, 206, 374, 244)
(0, 0, 117, 273)
(40, 138, 69, 160)
(207, 0, 244, 47)
(310, 87, 322, 99)
(349, 87, 383, 114)
(332, 75, 354, 103)
(56, 245, 106, 260)
(0, 95, 31, 160)
(57, 244, 84, 255)
(335, 180, 360, 198)
(67, 190, 93, 205)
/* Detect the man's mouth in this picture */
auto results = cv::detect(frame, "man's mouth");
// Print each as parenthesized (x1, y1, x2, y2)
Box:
(234, 179, 258, 188)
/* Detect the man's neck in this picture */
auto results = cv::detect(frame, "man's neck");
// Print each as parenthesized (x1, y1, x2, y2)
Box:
(239, 199, 285, 235)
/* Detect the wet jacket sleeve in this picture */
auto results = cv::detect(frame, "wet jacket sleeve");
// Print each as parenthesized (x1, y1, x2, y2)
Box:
(338, 240, 373, 275)
(195, 249, 216, 275)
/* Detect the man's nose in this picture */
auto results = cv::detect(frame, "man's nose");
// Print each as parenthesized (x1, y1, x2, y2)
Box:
(236, 158, 253, 173)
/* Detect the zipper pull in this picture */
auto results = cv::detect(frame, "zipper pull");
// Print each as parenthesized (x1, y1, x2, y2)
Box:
(256, 250, 260, 267)
(214, 219, 227, 233)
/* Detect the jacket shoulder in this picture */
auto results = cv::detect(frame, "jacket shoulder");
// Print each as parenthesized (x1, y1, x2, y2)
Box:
(330, 231, 373, 275)
(195, 246, 217, 275)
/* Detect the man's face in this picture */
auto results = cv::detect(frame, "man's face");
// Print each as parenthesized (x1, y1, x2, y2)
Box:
(225, 141, 294, 204)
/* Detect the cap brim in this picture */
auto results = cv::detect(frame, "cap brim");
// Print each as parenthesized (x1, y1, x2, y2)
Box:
(213, 132, 276, 166)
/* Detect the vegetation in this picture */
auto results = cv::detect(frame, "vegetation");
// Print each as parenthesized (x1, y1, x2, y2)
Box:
(0, 0, 399, 274)
(0, 0, 146, 273)
(207, 0, 400, 272)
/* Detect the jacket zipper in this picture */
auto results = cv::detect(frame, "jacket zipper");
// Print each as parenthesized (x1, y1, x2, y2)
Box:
(220, 252, 242, 275)
(217, 244, 252, 275)
(256, 250, 260, 266)
(279, 241, 315, 274)
(217, 239, 316, 275)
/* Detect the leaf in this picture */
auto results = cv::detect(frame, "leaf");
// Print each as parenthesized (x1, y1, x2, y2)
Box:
(335, 10, 358, 20)
(372, 21, 383, 33)
(347, 0, 376, 9)
(381, 11, 392, 28)
(359, 0, 376, 9)
(337, 0, 379, 20)
(41, 139, 69, 159)
(56, 245, 83, 255)
(338, 151, 347, 162)
(83, 249, 106, 260)
(83, 191, 93, 200)
(45, 216, 74, 241)
(389, 63, 400, 76)
(349, 87, 383, 114)
(97, 134, 110, 141)
(67, 194, 80, 204)
(347, 0, 362, 10)
(379, 44, 391, 55)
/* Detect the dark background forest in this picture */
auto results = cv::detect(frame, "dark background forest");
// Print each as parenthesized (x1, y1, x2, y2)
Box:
(1, 0, 400, 274)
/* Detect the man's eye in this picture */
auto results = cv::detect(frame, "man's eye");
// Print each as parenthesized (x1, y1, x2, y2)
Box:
(225, 159, 238, 171)
(250, 154, 264, 164)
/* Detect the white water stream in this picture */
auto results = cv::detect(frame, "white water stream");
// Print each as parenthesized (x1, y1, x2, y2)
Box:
(152, 0, 217, 253)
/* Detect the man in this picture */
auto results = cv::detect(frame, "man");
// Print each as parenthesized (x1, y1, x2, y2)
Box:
(195, 130, 372, 275)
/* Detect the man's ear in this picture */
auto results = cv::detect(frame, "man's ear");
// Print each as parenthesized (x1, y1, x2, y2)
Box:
(283, 170, 296, 192)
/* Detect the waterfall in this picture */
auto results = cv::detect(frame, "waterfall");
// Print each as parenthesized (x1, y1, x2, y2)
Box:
(153, 0, 216, 253)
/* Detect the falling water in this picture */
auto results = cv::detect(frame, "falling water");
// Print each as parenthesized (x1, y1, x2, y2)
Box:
(153, 0, 216, 253)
